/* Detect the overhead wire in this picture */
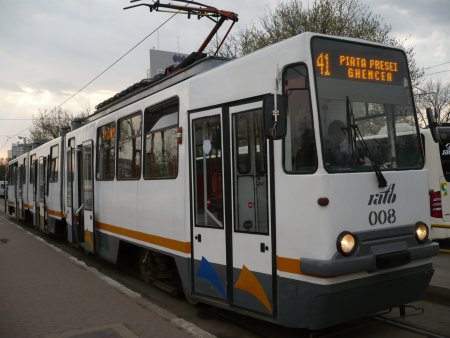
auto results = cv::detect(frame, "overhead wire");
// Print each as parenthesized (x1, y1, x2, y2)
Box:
(424, 69, 450, 77)
(422, 60, 450, 77)
(0, 126, 31, 153)
(424, 61, 450, 70)
(58, 2, 191, 109)
(3, 1, 192, 153)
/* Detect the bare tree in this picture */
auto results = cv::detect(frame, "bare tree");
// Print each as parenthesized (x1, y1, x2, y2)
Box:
(415, 79, 450, 126)
(212, 0, 423, 87)
(0, 157, 9, 181)
(29, 106, 90, 143)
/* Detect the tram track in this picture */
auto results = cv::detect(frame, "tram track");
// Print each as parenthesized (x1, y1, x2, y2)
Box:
(205, 303, 450, 338)
(5, 211, 450, 338)
(371, 315, 449, 338)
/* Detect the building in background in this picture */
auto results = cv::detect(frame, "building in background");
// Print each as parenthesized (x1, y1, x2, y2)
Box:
(147, 49, 189, 78)
(8, 141, 43, 159)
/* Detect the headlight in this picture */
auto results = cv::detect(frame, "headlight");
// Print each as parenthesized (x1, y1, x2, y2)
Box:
(337, 231, 357, 256)
(415, 222, 429, 243)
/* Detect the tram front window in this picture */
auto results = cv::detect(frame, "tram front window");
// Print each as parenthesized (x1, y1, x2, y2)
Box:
(312, 37, 423, 172)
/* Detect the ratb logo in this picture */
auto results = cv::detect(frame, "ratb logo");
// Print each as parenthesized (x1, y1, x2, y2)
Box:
(368, 184, 397, 206)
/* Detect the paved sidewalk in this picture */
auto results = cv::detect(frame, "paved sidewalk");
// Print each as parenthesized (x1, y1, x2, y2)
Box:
(0, 215, 213, 338)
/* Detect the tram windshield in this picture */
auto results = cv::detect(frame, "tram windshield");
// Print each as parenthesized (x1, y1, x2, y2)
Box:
(312, 37, 423, 172)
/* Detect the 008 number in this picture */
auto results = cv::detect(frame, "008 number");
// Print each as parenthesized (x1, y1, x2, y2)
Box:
(369, 209, 396, 226)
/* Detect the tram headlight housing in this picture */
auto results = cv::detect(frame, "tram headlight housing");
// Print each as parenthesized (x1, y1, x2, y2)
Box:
(415, 222, 429, 243)
(337, 231, 357, 256)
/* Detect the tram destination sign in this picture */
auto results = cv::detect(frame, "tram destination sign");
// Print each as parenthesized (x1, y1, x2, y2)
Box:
(311, 37, 408, 85)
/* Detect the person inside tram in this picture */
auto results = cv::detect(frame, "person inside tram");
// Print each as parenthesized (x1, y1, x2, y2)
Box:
(324, 119, 351, 167)
(295, 128, 317, 171)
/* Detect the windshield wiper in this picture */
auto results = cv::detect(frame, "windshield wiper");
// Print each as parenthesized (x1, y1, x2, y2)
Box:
(346, 96, 388, 188)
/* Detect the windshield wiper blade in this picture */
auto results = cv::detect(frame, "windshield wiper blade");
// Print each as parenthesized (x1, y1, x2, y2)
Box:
(346, 96, 388, 188)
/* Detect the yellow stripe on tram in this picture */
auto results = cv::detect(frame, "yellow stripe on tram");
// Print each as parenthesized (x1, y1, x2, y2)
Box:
(96, 221, 191, 254)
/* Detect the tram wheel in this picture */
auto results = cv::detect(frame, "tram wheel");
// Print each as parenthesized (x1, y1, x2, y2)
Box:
(139, 249, 156, 283)
(185, 292, 199, 305)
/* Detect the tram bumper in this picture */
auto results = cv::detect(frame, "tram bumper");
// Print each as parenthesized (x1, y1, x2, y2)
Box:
(301, 225, 439, 277)
(277, 263, 434, 330)
(300, 241, 438, 277)
(277, 225, 439, 329)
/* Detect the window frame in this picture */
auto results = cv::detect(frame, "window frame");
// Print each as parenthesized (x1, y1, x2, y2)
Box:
(21, 158, 27, 185)
(281, 62, 318, 175)
(82, 140, 94, 211)
(66, 137, 75, 207)
(49, 144, 59, 183)
(311, 36, 424, 173)
(232, 108, 269, 235)
(143, 97, 180, 180)
(192, 114, 224, 229)
(96, 121, 116, 181)
(116, 111, 143, 181)
(30, 154, 36, 184)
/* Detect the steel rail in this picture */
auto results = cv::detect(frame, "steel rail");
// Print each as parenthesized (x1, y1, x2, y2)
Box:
(372, 315, 449, 338)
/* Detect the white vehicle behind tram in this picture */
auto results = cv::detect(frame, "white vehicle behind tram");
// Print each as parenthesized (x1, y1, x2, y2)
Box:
(7, 31, 438, 329)
(422, 124, 450, 239)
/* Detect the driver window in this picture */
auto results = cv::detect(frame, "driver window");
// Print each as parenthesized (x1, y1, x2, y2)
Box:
(283, 64, 317, 173)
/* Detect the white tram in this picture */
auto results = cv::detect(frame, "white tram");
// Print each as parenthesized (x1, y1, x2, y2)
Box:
(6, 153, 28, 220)
(6, 137, 65, 234)
(7, 32, 438, 329)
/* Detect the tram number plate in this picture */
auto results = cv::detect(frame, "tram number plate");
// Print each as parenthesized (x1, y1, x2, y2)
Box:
(376, 251, 411, 269)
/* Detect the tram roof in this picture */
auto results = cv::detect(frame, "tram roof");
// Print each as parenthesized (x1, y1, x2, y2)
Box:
(85, 55, 230, 123)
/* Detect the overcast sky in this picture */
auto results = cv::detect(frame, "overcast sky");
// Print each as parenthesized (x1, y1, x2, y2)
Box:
(1, 0, 449, 158)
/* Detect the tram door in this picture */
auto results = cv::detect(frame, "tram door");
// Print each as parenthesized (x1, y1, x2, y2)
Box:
(190, 109, 227, 300)
(190, 103, 274, 317)
(16, 164, 23, 220)
(37, 157, 46, 230)
(81, 140, 95, 253)
(74, 145, 84, 245)
(230, 103, 273, 316)
(31, 155, 37, 226)
(66, 147, 74, 243)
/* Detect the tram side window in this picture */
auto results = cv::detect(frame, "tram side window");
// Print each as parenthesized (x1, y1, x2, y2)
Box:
(118, 112, 142, 180)
(97, 122, 116, 180)
(38, 158, 46, 202)
(21, 158, 26, 184)
(283, 64, 317, 173)
(11, 164, 17, 196)
(22, 158, 27, 184)
(50, 145, 59, 182)
(193, 116, 224, 228)
(18, 165, 23, 198)
(9, 164, 15, 188)
(144, 99, 179, 179)
(83, 142, 94, 211)
(67, 138, 75, 207)
(6, 166, 10, 186)
(30, 154, 36, 184)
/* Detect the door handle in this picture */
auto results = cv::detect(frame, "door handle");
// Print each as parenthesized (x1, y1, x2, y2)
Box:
(90, 215, 92, 220)
(260, 243, 269, 253)
(195, 234, 202, 242)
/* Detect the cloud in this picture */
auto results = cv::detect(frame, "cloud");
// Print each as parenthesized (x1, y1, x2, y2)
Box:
(31, 79, 76, 93)
(361, 0, 450, 83)
(1, 0, 448, 157)
(0, 80, 23, 92)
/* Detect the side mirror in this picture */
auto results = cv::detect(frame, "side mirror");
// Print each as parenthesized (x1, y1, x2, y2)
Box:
(426, 107, 439, 143)
(263, 94, 286, 140)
